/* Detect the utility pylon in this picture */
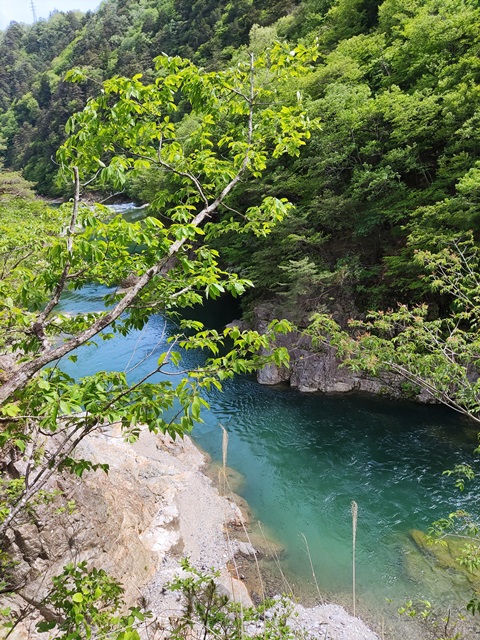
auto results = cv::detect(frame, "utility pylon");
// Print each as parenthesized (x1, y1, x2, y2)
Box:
(30, 0, 38, 23)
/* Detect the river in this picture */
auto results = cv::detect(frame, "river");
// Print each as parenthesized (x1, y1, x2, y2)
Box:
(58, 222, 480, 639)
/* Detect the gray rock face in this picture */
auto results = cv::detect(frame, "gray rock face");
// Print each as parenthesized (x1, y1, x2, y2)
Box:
(253, 305, 434, 403)
(0, 353, 16, 382)
(257, 358, 290, 385)
(1, 429, 254, 639)
(13, 524, 46, 563)
(1, 427, 381, 640)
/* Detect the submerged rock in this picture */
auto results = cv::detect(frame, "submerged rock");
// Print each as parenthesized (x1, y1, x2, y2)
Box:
(409, 529, 480, 588)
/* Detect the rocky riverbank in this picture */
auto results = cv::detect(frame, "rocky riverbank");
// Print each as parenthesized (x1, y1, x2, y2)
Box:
(250, 303, 434, 403)
(3, 425, 379, 640)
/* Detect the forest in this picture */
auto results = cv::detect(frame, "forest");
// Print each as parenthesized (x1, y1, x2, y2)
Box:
(1, 0, 479, 319)
(1, 0, 480, 638)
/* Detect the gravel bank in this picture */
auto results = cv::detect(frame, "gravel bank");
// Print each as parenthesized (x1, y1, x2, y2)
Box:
(135, 429, 380, 640)
(3, 426, 379, 640)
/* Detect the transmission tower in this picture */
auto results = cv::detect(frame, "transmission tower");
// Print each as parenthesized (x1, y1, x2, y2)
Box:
(30, 0, 38, 23)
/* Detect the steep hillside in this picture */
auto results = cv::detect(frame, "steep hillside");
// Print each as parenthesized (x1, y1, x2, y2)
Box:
(0, 0, 299, 193)
(1, 0, 479, 314)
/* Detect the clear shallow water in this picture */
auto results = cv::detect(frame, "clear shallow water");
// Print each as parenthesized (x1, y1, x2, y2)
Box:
(58, 285, 480, 636)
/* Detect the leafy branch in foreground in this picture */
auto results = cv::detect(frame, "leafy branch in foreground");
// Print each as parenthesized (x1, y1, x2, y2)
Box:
(34, 562, 148, 640)
(161, 559, 296, 640)
(0, 43, 317, 558)
(0, 560, 299, 640)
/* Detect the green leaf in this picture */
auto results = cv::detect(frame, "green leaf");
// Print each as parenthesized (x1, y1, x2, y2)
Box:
(1, 404, 21, 417)
(36, 620, 57, 632)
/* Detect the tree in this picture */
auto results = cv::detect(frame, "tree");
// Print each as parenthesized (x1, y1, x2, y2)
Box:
(0, 166, 36, 200)
(0, 43, 318, 562)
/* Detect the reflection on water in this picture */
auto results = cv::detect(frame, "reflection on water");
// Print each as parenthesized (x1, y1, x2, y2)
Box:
(58, 285, 480, 639)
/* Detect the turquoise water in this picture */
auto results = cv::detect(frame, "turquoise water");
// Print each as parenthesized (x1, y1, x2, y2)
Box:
(58, 285, 480, 636)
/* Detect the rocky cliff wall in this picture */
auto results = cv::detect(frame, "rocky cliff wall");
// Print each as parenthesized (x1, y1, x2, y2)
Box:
(252, 304, 433, 403)
(2, 427, 250, 639)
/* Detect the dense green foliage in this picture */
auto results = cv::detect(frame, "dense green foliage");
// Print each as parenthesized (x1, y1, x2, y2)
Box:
(1, 0, 480, 634)
(1, 0, 479, 313)
(0, 44, 315, 631)
(223, 0, 480, 313)
(0, 0, 298, 193)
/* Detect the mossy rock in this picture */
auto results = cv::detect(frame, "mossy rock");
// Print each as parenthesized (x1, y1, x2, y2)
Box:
(403, 546, 468, 601)
(410, 529, 480, 588)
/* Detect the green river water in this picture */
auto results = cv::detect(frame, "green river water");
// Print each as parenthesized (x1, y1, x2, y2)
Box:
(59, 278, 480, 639)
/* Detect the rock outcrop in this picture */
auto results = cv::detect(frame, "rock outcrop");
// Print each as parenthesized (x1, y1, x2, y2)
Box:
(253, 303, 433, 402)
(2, 427, 250, 638)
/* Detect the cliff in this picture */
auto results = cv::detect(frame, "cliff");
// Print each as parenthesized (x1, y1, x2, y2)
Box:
(2, 427, 250, 638)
